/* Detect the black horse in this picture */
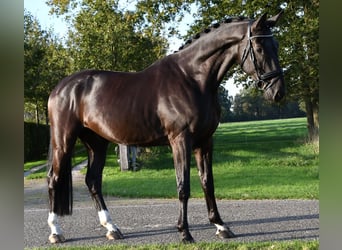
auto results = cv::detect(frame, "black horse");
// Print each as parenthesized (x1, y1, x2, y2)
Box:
(47, 12, 284, 243)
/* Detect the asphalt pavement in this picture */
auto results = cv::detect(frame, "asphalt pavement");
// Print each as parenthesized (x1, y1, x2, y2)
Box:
(24, 177, 318, 248)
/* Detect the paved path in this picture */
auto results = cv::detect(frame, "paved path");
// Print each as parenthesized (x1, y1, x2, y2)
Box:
(24, 168, 319, 248)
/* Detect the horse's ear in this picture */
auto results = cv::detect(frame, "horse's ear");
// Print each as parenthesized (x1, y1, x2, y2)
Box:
(266, 10, 284, 27)
(251, 13, 268, 32)
(252, 11, 284, 32)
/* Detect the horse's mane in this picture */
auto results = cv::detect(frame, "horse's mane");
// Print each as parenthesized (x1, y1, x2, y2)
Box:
(174, 16, 248, 53)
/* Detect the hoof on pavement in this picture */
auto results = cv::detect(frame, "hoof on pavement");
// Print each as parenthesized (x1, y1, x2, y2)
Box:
(216, 228, 235, 239)
(106, 229, 124, 240)
(49, 234, 66, 243)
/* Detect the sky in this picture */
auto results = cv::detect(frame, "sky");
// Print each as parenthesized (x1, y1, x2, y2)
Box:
(24, 0, 242, 97)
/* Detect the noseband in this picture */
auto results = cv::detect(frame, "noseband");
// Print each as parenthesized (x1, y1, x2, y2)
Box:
(240, 22, 283, 90)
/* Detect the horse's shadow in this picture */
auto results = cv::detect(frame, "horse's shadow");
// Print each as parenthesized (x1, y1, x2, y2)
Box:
(121, 213, 319, 241)
(63, 213, 318, 244)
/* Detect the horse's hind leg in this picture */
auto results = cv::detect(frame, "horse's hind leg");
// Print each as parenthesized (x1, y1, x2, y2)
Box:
(194, 137, 235, 239)
(79, 129, 124, 240)
(47, 120, 79, 243)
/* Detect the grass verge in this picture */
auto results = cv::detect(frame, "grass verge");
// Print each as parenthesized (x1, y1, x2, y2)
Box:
(25, 240, 319, 250)
(24, 143, 88, 179)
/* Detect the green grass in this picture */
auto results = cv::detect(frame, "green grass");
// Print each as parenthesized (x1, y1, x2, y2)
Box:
(24, 142, 88, 179)
(24, 160, 47, 172)
(25, 240, 319, 250)
(100, 117, 318, 199)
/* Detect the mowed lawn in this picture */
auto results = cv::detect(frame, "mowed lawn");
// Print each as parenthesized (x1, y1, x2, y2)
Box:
(100, 117, 318, 200)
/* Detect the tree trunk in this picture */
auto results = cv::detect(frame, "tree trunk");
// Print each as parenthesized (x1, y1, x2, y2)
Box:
(304, 97, 319, 141)
(45, 105, 49, 125)
(35, 100, 40, 126)
(312, 100, 319, 141)
(313, 101, 319, 130)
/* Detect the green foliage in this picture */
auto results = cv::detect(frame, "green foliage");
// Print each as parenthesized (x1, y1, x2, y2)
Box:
(67, 1, 167, 71)
(231, 88, 305, 122)
(46, 0, 168, 72)
(133, 0, 196, 39)
(24, 10, 72, 124)
(24, 160, 47, 172)
(24, 122, 50, 162)
(218, 85, 233, 122)
(24, 11, 49, 119)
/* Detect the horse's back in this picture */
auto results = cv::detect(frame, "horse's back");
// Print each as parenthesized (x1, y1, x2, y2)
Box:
(48, 69, 167, 145)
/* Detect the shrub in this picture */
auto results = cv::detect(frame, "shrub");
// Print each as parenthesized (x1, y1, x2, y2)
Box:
(24, 122, 50, 162)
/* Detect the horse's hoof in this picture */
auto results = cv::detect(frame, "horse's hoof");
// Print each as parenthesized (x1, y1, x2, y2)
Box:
(181, 237, 195, 244)
(106, 229, 124, 240)
(216, 228, 235, 239)
(180, 231, 195, 243)
(49, 234, 66, 243)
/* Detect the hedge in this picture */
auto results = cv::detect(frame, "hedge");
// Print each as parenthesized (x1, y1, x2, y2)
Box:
(24, 122, 50, 162)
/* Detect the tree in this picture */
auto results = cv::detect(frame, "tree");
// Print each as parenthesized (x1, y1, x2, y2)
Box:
(218, 85, 233, 122)
(279, 1, 319, 140)
(24, 10, 72, 124)
(47, 0, 167, 72)
(24, 11, 47, 124)
(231, 88, 305, 122)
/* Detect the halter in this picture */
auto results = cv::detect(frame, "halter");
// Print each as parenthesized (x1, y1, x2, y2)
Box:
(240, 22, 283, 90)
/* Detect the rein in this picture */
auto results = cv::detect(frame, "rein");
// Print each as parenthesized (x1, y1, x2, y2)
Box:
(240, 22, 283, 90)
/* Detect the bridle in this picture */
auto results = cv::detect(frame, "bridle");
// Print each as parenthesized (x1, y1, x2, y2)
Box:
(240, 22, 283, 90)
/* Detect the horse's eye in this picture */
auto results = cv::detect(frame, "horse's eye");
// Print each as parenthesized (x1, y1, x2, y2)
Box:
(256, 47, 263, 53)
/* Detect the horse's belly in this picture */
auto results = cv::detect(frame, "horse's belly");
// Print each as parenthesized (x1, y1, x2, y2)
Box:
(82, 114, 168, 146)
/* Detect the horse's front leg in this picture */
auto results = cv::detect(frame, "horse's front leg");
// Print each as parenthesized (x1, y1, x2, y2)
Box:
(169, 130, 194, 243)
(194, 137, 235, 239)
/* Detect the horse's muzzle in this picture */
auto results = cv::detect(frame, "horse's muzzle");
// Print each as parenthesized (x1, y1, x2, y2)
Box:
(264, 77, 285, 102)
(273, 88, 285, 102)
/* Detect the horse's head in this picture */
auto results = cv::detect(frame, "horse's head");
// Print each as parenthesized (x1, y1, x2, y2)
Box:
(240, 11, 285, 102)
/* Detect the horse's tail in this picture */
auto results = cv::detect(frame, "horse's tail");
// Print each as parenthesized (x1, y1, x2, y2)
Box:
(47, 136, 73, 216)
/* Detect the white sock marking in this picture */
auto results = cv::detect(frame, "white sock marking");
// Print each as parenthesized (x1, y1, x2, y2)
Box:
(98, 210, 119, 232)
(47, 212, 62, 235)
(214, 224, 228, 234)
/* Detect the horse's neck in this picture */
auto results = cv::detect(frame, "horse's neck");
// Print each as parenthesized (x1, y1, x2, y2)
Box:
(174, 23, 246, 91)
